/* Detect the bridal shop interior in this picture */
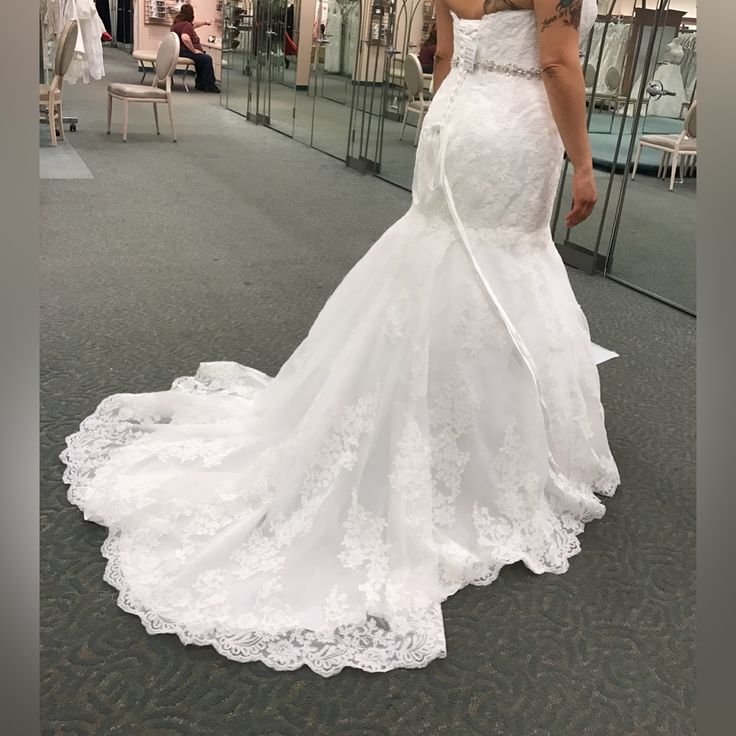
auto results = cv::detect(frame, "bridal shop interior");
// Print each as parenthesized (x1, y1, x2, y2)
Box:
(40, 0, 695, 732)
(217, 0, 697, 313)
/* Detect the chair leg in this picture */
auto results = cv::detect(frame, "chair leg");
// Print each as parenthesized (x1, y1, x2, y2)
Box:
(57, 101, 65, 141)
(183, 68, 190, 92)
(47, 105, 57, 147)
(167, 97, 177, 142)
(661, 152, 671, 180)
(399, 104, 409, 141)
(107, 93, 112, 134)
(153, 103, 160, 135)
(657, 151, 665, 179)
(122, 99, 129, 142)
(631, 142, 643, 180)
(670, 152, 678, 191)
(688, 155, 697, 177)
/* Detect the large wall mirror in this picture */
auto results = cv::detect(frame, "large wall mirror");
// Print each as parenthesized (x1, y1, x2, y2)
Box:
(554, 0, 696, 315)
(221, 0, 257, 120)
(342, 0, 434, 189)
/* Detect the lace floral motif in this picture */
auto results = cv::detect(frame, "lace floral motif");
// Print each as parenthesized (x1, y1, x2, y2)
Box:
(389, 421, 434, 532)
(339, 491, 390, 605)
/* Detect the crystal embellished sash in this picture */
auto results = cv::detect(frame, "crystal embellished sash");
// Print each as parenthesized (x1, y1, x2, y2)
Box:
(451, 33, 542, 79)
(450, 56, 542, 79)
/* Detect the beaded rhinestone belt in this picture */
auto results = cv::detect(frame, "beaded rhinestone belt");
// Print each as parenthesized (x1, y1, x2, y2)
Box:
(451, 56, 542, 79)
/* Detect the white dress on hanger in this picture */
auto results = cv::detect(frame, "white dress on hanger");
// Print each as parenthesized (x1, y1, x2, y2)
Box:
(323, 4, 342, 73)
(680, 33, 697, 99)
(60, 0, 106, 84)
(41, 0, 62, 73)
(62, 0, 618, 677)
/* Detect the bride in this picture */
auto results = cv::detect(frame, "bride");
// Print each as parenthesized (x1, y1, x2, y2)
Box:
(62, 0, 619, 676)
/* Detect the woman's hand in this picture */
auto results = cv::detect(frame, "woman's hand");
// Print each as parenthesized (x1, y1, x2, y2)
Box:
(566, 168, 598, 228)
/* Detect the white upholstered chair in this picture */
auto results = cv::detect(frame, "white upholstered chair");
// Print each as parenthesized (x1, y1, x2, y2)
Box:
(631, 100, 697, 191)
(399, 54, 432, 146)
(40, 20, 78, 147)
(107, 33, 180, 142)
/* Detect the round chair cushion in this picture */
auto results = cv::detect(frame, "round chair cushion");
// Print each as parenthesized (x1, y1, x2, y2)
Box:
(640, 134, 697, 152)
(107, 83, 168, 100)
(133, 49, 194, 67)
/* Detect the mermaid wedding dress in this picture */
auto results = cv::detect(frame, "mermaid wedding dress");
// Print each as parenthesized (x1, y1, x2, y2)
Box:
(62, 0, 618, 676)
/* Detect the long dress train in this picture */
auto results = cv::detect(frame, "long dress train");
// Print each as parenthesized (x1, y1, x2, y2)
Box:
(61, 0, 619, 676)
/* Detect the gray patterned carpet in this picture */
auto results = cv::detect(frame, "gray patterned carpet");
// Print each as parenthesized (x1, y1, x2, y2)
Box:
(40, 49, 695, 735)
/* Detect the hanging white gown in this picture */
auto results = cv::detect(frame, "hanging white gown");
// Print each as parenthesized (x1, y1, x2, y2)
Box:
(62, 0, 619, 677)
(323, 4, 342, 73)
(59, 0, 106, 84)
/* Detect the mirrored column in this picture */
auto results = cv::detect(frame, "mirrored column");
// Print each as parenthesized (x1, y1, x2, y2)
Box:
(222, 0, 257, 119)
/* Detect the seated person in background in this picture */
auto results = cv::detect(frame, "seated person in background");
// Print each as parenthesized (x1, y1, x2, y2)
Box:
(170, 3, 219, 93)
(418, 29, 437, 74)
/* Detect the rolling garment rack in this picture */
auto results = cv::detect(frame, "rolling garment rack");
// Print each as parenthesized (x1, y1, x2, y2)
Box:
(40, 0, 109, 134)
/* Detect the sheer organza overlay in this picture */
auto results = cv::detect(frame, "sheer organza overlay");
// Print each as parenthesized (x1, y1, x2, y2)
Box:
(62, 1, 617, 676)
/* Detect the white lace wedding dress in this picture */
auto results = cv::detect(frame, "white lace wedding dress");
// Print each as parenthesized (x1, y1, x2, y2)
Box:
(62, 0, 618, 677)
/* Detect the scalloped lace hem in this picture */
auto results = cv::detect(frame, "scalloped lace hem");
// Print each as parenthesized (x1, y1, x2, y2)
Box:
(64, 479, 617, 677)
(60, 365, 619, 676)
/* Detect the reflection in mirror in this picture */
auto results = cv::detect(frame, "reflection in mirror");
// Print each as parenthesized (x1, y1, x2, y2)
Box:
(322, 0, 361, 105)
(222, 0, 256, 119)
(310, 0, 357, 158)
(553, 0, 696, 314)
(373, 0, 433, 190)
(292, 0, 319, 146)
(341, 0, 432, 189)
(259, 0, 297, 136)
(608, 1, 696, 313)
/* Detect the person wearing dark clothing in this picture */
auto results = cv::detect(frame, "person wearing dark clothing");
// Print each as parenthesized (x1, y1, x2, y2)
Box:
(286, 3, 294, 37)
(171, 4, 219, 93)
(283, 4, 296, 69)
(418, 30, 437, 74)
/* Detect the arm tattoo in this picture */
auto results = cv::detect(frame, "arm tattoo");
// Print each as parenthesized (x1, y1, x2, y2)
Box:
(540, 0, 583, 32)
(483, 0, 525, 13)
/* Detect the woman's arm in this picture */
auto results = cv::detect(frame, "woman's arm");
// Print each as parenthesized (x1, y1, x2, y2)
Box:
(193, 20, 211, 29)
(534, 0, 596, 227)
(180, 33, 201, 54)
